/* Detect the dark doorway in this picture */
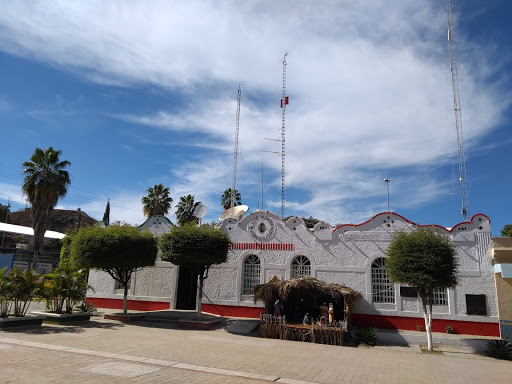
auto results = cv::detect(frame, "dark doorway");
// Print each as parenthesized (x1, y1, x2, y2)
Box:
(176, 266, 198, 310)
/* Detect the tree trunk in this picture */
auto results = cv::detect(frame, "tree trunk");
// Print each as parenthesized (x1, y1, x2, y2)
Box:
(421, 297, 433, 351)
(32, 250, 39, 271)
(196, 274, 204, 319)
(31, 205, 51, 270)
(123, 283, 128, 316)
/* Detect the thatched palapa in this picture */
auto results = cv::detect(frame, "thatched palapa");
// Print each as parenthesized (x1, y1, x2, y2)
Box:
(254, 276, 361, 329)
(254, 276, 361, 306)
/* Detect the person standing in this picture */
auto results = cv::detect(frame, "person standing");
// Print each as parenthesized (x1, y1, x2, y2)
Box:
(320, 303, 328, 323)
(274, 300, 283, 317)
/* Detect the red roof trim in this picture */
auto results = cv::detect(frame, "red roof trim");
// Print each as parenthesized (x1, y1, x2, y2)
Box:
(332, 212, 490, 233)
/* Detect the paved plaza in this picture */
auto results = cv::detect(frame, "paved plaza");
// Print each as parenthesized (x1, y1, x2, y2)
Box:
(0, 312, 511, 384)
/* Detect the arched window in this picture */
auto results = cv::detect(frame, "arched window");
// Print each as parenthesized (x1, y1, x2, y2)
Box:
(371, 258, 395, 303)
(242, 255, 260, 295)
(292, 255, 311, 279)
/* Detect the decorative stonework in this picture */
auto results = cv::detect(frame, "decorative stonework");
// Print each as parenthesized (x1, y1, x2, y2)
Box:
(341, 232, 394, 241)
(248, 216, 276, 241)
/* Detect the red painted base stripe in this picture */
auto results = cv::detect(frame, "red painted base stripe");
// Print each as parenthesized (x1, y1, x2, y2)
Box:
(352, 313, 500, 337)
(202, 304, 264, 319)
(86, 297, 170, 311)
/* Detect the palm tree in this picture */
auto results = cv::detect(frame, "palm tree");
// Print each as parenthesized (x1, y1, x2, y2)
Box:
(175, 194, 200, 226)
(22, 147, 71, 270)
(220, 188, 242, 210)
(141, 184, 173, 218)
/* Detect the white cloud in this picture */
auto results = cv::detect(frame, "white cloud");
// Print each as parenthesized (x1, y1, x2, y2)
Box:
(0, 183, 26, 206)
(58, 190, 146, 226)
(1, 1, 509, 224)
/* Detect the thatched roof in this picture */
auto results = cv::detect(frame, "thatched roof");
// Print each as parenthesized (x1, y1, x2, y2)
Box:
(253, 276, 283, 304)
(254, 276, 362, 304)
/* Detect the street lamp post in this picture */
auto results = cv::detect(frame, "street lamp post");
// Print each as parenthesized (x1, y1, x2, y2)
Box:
(384, 178, 390, 212)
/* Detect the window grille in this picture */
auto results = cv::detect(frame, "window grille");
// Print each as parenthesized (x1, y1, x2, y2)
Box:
(371, 258, 395, 303)
(426, 288, 448, 306)
(292, 255, 311, 278)
(242, 255, 260, 295)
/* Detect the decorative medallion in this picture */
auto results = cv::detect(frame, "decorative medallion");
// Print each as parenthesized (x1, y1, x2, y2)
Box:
(248, 216, 276, 241)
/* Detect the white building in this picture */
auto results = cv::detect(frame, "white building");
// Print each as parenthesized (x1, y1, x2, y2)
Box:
(86, 211, 499, 336)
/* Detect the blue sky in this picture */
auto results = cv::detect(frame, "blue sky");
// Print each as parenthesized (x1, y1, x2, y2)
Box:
(1, 1, 511, 236)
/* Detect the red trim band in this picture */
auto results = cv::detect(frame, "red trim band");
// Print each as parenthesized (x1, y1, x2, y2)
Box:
(352, 313, 499, 337)
(229, 243, 294, 251)
(86, 297, 170, 311)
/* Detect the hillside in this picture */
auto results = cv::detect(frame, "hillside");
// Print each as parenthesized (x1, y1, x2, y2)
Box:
(8, 208, 98, 234)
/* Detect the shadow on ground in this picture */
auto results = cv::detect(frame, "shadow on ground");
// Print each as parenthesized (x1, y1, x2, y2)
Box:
(2, 318, 123, 335)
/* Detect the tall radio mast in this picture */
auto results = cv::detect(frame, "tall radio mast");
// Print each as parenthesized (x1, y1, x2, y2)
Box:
(446, 0, 469, 221)
(231, 85, 242, 208)
(280, 53, 288, 219)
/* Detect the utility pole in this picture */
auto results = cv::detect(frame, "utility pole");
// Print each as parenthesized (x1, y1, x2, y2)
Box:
(76, 207, 82, 233)
(384, 178, 390, 212)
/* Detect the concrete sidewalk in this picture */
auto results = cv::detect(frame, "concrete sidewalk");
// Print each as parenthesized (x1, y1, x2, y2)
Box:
(0, 308, 511, 383)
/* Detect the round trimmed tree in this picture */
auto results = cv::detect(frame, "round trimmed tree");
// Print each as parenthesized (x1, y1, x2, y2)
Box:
(159, 225, 230, 318)
(386, 229, 458, 351)
(70, 225, 158, 315)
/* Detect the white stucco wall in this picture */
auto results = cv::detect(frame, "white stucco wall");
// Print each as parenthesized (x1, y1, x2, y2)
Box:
(87, 211, 498, 326)
(214, 211, 498, 324)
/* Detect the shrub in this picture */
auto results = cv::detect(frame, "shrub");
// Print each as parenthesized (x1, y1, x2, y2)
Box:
(445, 325, 453, 334)
(74, 302, 97, 313)
(355, 326, 377, 346)
(8, 268, 42, 317)
(416, 324, 423, 332)
(0, 267, 13, 318)
(40, 268, 90, 314)
(486, 340, 512, 360)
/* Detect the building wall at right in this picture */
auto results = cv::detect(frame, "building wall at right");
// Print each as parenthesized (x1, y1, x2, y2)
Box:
(495, 275, 512, 341)
(491, 237, 512, 341)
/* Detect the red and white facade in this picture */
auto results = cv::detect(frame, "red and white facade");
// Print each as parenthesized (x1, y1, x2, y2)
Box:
(86, 212, 500, 336)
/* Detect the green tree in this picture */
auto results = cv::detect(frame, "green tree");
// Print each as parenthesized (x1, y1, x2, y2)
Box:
(70, 225, 158, 315)
(21, 147, 71, 269)
(501, 225, 512, 237)
(59, 230, 79, 269)
(386, 229, 458, 351)
(0, 201, 11, 247)
(0, 202, 10, 223)
(220, 188, 242, 210)
(142, 184, 173, 218)
(175, 194, 200, 226)
(159, 225, 230, 318)
(102, 198, 110, 225)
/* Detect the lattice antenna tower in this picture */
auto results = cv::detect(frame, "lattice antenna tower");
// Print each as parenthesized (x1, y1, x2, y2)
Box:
(446, 0, 469, 221)
(231, 85, 242, 209)
(280, 53, 288, 219)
